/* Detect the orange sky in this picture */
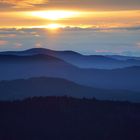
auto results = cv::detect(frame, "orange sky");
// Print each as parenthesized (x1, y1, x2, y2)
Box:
(0, 0, 140, 29)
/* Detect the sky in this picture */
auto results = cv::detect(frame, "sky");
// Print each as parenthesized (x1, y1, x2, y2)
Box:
(0, 0, 140, 28)
(0, 28, 140, 56)
(0, 0, 140, 55)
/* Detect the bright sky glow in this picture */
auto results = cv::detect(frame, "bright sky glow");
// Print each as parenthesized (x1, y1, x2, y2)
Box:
(30, 10, 80, 20)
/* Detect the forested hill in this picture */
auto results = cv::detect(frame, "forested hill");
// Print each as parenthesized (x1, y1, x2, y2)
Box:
(0, 96, 140, 140)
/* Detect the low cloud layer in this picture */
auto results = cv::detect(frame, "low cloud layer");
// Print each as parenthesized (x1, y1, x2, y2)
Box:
(0, 28, 140, 56)
(0, 40, 8, 45)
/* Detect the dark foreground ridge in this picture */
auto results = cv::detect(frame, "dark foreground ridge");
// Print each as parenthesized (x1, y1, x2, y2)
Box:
(0, 96, 140, 140)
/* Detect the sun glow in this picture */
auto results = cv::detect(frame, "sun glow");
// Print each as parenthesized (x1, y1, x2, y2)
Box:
(30, 10, 80, 20)
(46, 24, 64, 29)
(0, 10, 139, 29)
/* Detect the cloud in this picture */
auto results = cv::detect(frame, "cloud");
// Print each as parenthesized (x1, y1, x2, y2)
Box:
(0, 0, 140, 10)
(35, 43, 42, 48)
(0, 40, 8, 45)
(51, 0, 140, 10)
(136, 42, 140, 48)
(14, 43, 22, 48)
(0, 0, 48, 8)
(0, 33, 16, 38)
(47, 0, 140, 10)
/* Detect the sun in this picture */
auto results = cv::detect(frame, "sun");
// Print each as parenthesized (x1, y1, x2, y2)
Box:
(30, 10, 80, 20)
(46, 24, 64, 29)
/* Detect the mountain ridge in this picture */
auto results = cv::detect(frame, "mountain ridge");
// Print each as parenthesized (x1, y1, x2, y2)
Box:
(1, 48, 140, 69)
(0, 51, 140, 92)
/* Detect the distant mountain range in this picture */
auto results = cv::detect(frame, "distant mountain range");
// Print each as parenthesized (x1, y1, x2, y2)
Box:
(0, 48, 140, 102)
(1, 48, 140, 69)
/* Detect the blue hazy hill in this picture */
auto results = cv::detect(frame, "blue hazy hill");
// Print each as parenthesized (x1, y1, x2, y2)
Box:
(1, 48, 140, 69)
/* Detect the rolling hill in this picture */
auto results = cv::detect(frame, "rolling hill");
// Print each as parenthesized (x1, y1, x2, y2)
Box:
(0, 77, 139, 102)
(0, 53, 140, 92)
